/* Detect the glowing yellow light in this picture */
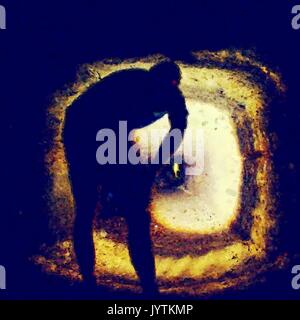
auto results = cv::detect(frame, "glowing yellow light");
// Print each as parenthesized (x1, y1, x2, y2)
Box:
(173, 163, 180, 178)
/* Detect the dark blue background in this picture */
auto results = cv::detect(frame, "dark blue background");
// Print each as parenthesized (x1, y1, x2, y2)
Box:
(1, 0, 300, 300)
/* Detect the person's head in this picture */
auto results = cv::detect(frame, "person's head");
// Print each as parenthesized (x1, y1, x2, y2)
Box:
(149, 60, 182, 87)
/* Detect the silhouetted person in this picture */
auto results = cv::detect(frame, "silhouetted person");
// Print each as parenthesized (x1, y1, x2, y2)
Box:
(63, 60, 188, 296)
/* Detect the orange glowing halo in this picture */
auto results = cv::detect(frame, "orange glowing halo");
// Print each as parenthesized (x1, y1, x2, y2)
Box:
(34, 52, 286, 296)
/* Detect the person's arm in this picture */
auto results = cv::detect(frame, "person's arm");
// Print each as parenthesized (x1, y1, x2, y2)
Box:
(153, 93, 188, 164)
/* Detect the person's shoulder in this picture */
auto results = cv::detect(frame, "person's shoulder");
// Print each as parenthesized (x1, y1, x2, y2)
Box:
(102, 68, 149, 83)
(86, 68, 150, 96)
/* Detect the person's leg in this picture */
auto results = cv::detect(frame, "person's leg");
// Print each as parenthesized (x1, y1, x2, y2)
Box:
(125, 203, 158, 296)
(70, 167, 98, 287)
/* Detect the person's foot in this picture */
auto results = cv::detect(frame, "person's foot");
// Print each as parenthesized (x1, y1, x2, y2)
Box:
(81, 275, 97, 290)
(142, 284, 160, 300)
